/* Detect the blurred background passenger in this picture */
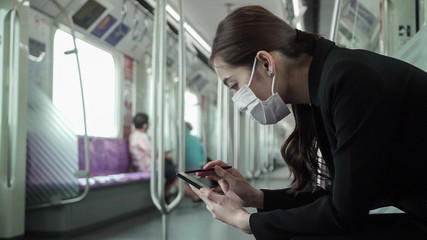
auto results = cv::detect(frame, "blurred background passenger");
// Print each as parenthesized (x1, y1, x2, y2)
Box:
(129, 113, 200, 202)
(184, 122, 205, 171)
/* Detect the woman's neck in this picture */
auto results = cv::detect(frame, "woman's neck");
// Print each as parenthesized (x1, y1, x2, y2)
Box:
(137, 128, 147, 133)
(283, 54, 312, 105)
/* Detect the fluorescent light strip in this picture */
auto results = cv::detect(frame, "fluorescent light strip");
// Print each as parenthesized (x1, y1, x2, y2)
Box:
(184, 23, 212, 53)
(292, 0, 300, 16)
(166, 4, 212, 53)
(166, 4, 180, 21)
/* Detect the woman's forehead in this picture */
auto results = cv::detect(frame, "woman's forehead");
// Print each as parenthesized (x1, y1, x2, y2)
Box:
(213, 57, 228, 68)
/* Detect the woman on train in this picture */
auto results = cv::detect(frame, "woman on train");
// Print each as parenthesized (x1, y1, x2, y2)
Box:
(190, 5, 427, 239)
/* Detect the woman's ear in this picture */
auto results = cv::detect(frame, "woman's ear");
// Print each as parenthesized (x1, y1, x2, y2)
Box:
(256, 51, 274, 74)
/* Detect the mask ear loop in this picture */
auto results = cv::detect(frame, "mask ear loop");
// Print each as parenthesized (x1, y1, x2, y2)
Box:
(247, 57, 258, 87)
(270, 62, 276, 95)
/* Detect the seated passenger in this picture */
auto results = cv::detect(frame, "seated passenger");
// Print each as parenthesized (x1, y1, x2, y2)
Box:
(129, 113, 200, 202)
(184, 122, 205, 171)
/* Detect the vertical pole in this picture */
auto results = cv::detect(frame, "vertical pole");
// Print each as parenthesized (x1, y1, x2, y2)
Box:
(150, 0, 161, 211)
(382, 0, 390, 56)
(162, 214, 168, 240)
(157, 1, 168, 239)
(216, 78, 223, 160)
(223, 90, 230, 163)
(168, 0, 186, 208)
(268, 125, 274, 172)
(329, 0, 342, 41)
(233, 106, 240, 169)
(244, 117, 253, 178)
(0, 1, 28, 237)
(151, 2, 188, 239)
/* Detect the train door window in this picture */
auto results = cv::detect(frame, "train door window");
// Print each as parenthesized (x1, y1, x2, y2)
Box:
(52, 29, 117, 137)
(185, 91, 200, 137)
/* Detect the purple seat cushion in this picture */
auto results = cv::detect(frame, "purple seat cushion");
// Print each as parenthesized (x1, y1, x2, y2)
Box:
(78, 136, 130, 176)
(78, 172, 151, 190)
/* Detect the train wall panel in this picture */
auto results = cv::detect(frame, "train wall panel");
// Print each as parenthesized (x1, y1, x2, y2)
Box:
(26, 181, 153, 234)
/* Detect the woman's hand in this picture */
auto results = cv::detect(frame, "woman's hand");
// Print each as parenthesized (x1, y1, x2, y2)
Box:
(197, 160, 264, 209)
(190, 185, 252, 234)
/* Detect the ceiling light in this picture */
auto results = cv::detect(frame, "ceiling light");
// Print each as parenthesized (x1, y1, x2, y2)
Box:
(184, 23, 211, 53)
(166, 4, 180, 21)
(165, 4, 211, 53)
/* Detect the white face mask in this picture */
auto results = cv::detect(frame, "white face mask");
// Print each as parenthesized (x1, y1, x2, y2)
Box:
(231, 57, 291, 125)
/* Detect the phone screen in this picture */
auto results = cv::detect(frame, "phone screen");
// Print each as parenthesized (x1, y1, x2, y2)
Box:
(176, 172, 208, 189)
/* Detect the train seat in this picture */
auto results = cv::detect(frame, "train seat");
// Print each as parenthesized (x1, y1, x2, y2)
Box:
(25, 137, 153, 236)
(77, 136, 150, 190)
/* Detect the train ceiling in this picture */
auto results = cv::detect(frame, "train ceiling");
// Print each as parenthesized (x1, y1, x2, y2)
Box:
(167, 0, 285, 46)
(29, 0, 334, 100)
(166, 0, 336, 44)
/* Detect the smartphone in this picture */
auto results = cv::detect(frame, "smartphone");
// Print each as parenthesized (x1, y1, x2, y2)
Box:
(176, 172, 208, 189)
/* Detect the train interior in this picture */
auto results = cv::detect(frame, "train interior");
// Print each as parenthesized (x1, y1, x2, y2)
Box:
(0, 0, 426, 239)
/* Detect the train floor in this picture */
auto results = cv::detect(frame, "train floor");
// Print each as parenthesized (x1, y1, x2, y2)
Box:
(27, 166, 292, 240)
(23, 165, 427, 240)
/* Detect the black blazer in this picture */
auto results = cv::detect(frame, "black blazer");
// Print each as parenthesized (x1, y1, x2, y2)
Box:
(249, 38, 427, 239)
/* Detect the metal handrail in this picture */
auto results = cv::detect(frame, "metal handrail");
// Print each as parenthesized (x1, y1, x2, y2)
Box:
(261, 126, 270, 174)
(216, 78, 223, 160)
(6, 8, 16, 188)
(27, 0, 90, 209)
(233, 106, 240, 169)
(267, 125, 274, 172)
(0, 7, 8, 189)
(150, 0, 166, 214)
(251, 121, 261, 178)
(150, 1, 186, 239)
(382, 0, 390, 56)
(223, 90, 230, 163)
(245, 118, 261, 178)
(171, 0, 186, 208)
(201, 96, 208, 164)
(329, 0, 342, 41)
(149, 0, 160, 211)
(244, 117, 252, 178)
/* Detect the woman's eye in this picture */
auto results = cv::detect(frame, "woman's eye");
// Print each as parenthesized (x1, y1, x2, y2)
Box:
(230, 84, 238, 90)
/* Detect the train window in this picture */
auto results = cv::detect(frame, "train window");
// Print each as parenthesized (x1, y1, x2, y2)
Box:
(184, 91, 200, 137)
(52, 29, 117, 137)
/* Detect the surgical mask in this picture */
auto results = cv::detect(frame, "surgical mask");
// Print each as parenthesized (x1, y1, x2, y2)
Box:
(231, 57, 290, 125)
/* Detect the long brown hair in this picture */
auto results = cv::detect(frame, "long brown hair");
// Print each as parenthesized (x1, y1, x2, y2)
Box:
(210, 5, 323, 193)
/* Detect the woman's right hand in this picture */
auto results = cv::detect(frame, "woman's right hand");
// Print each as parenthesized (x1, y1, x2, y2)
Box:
(197, 160, 264, 209)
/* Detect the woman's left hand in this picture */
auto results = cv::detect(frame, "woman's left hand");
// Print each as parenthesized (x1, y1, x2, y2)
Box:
(190, 185, 252, 234)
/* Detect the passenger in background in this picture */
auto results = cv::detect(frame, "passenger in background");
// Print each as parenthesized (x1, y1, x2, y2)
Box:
(184, 122, 205, 171)
(191, 5, 427, 239)
(129, 113, 200, 202)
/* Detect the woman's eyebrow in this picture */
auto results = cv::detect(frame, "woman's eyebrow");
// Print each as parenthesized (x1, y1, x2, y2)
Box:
(222, 76, 231, 87)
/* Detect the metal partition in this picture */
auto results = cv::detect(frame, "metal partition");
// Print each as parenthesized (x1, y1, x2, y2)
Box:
(150, 0, 186, 239)
(25, 0, 90, 210)
(333, 0, 421, 55)
(0, 0, 28, 238)
(393, 24, 427, 70)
